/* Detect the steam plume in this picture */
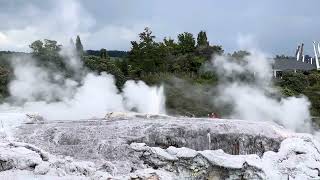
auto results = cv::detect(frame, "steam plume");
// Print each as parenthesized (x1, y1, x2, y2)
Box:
(0, 46, 165, 121)
(210, 51, 312, 132)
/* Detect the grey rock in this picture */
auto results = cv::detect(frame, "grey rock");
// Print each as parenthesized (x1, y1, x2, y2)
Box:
(0, 116, 318, 179)
(34, 162, 50, 175)
(12, 117, 289, 176)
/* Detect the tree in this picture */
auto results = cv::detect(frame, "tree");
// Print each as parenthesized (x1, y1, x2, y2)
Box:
(115, 58, 129, 76)
(281, 87, 295, 97)
(177, 32, 196, 54)
(139, 27, 155, 44)
(162, 37, 179, 55)
(128, 27, 165, 75)
(210, 45, 224, 56)
(29, 39, 65, 71)
(0, 66, 10, 99)
(231, 50, 250, 60)
(163, 37, 175, 47)
(197, 31, 209, 47)
(100, 48, 108, 59)
(159, 38, 179, 56)
(275, 54, 290, 59)
(308, 72, 320, 86)
(29, 39, 62, 58)
(195, 45, 224, 60)
(84, 55, 126, 89)
(43, 39, 61, 52)
(29, 40, 44, 54)
(75, 35, 84, 55)
(280, 72, 309, 94)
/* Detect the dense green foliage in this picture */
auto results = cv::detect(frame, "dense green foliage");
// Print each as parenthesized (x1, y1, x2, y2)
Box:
(84, 50, 126, 89)
(280, 72, 309, 94)
(127, 28, 223, 77)
(29, 39, 66, 71)
(277, 71, 320, 117)
(124, 28, 227, 116)
(0, 51, 28, 100)
(0, 66, 10, 99)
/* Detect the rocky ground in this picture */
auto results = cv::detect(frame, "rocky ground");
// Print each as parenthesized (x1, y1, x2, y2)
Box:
(0, 113, 319, 179)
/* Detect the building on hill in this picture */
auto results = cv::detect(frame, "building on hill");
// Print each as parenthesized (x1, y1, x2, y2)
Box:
(272, 42, 320, 78)
(272, 57, 316, 78)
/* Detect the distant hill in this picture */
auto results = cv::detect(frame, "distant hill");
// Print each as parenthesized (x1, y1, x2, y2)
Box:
(0, 51, 29, 55)
(86, 50, 128, 58)
(0, 50, 128, 59)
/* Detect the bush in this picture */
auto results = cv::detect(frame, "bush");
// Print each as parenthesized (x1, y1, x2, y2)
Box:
(0, 66, 10, 99)
(281, 87, 295, 97)
(84, 55, 126, 89)
(280, 72, 309, 94)
(308, 72, 320, 86)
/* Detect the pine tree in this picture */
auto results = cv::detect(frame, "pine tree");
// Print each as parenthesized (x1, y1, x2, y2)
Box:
(75, 35, 84, 55)
(197, 31, 209, 47)
(100, 48, 108, 59)
(177, 32, 196, 53)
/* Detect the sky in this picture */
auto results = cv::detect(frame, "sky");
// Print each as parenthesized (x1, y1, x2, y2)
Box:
(0, 0, 320, 55)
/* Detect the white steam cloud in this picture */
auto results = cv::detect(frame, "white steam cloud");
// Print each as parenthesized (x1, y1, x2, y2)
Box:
(123, 81, 166, 114)
(211, 51, 312, 133)
(0, 46, 166, 121)
(8, 57, 78, 102)
(0, 0, 144, 51)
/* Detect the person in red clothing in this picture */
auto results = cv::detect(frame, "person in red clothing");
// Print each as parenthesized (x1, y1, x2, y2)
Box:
(208, 112, 219, 119)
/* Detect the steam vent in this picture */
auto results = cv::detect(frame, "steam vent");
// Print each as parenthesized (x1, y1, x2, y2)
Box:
(0, 113, 319, 179)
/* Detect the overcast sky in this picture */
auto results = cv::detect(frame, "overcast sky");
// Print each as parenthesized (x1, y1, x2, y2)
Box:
(0, 0, 320, 55)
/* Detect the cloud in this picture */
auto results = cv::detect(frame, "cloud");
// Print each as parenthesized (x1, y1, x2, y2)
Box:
(0, 27, 39, 50)
(0, 0, 148, 51)
(0, 0, 95, 51)
(0, 32, 9, 44)
(85, 24, 147, 50)
(237, 34, 258, 51)
(1, 0, 320, 54)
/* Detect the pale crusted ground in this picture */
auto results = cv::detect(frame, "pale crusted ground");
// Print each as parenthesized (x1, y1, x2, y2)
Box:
(0, 113, 318, 179)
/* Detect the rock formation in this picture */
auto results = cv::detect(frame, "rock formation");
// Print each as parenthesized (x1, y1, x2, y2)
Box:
(0, 113, 318, 179)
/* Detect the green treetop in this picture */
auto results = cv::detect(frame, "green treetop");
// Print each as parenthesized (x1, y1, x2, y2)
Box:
(75, 35, 84, 55)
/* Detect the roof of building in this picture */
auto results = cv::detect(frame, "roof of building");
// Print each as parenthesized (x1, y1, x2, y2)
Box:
(273, 58, 316, 71)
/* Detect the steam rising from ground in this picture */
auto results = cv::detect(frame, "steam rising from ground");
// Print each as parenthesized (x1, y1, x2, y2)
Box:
(0, 39, 313, 134)
(0, 47, 165, 121)
(123, 81, 166, 114)
(211, 51, 312, 132)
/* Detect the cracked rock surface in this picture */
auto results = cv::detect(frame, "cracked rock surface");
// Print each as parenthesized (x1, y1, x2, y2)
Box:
(0, 114, 319, 179)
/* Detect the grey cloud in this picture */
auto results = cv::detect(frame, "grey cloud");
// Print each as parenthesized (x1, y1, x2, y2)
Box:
(1, 0, 320, 55)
